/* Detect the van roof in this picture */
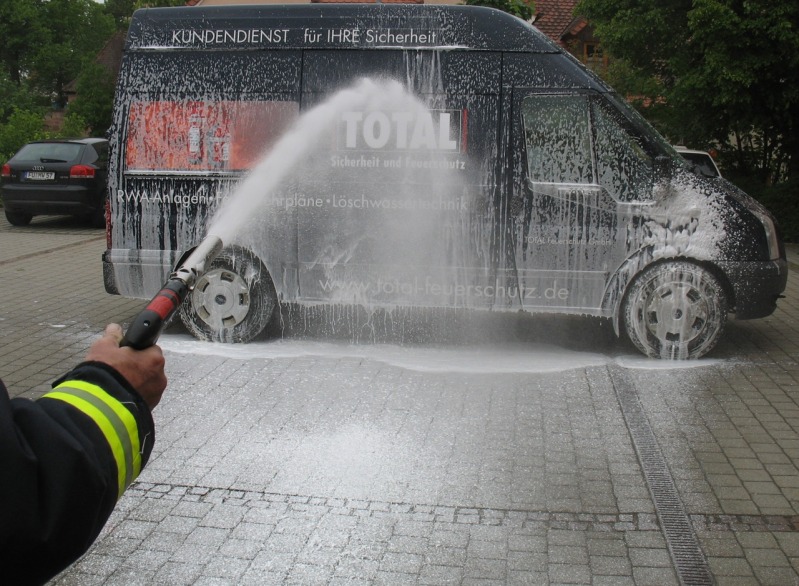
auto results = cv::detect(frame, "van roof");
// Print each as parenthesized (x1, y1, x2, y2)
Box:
(126, 4, 561, 53)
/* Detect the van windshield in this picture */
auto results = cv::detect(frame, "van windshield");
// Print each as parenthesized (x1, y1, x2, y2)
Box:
(603, 93, 681, 162)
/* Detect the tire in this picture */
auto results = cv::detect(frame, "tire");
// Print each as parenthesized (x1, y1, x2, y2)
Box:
(622, 261, 727, 359)
(87, 209, 106, 228)
(178, 246, 278, 343)
(5, 210, 32, 226)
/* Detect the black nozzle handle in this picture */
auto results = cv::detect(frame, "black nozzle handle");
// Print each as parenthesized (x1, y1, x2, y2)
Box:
(121, 279, 190, 350)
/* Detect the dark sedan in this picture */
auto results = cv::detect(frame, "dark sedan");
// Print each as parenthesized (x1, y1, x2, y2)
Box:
(1, 138, 109, 227)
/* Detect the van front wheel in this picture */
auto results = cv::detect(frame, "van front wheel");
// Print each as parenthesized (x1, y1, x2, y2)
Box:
(622, 261, 727, 359)
(179, 246, 277, 343)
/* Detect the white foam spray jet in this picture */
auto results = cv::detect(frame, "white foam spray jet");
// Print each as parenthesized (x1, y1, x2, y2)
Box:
(207, 78, 431, 242)
(122, 78, 444, 348)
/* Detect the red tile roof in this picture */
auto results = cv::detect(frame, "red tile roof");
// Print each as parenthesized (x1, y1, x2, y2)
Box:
(96, 30, 126, 76)
(533, 0, 579, 46)
(64, 30, 126, 94)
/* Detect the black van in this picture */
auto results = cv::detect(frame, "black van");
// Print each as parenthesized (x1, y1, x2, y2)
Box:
(104, 4, 786, 359)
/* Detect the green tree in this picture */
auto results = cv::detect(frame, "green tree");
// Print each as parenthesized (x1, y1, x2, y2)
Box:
(0, 72, 42, 124)
(58, 112, 90, 139)
(68, 62, 116, 135)
(31, 0, 115, 108)
(0, 109, 47, 162)
(105, 0, 136, 29)
(0, 0, 48, 86)
(0, 0, 118, 159)
(685, 0, 799, 183)
(134, 0, 188, 8)
(577, 0, 799, 185)
(464, 0, 534, 22)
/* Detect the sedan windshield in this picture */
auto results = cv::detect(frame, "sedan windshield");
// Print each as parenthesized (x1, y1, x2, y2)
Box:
(680, 152, 720, 178)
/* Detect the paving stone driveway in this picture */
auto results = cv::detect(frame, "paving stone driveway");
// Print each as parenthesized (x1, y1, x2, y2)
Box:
(1, 215, 799, 585)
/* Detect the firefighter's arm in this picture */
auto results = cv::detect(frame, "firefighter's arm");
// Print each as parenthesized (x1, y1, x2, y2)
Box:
(0, 326, 166, 585)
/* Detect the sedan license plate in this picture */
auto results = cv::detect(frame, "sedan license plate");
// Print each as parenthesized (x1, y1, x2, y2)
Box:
(25, 171, 55, 181)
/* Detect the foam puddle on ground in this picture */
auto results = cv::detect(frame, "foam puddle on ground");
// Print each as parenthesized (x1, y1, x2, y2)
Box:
(160, 334, 725, 374)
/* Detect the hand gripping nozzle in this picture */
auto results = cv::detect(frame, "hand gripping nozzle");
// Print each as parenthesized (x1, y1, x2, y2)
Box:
(120, 236, 224, 350)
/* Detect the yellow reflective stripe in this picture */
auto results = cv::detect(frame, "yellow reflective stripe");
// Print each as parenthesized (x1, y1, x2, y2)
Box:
(55, 381, 142, 477)
(44, 392, 128, 498)
(43, 381, 142, 499)
(53, 381, 142, 478)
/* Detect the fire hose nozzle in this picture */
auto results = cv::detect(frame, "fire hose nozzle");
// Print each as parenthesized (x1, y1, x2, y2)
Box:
(171, 235, 224, 289)
(120, 235, 224, 349)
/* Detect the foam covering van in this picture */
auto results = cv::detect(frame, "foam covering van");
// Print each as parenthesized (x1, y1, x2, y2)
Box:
(104, 4, 787, 359)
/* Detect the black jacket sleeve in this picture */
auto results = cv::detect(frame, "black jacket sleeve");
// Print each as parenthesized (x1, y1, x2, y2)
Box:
(0, 362, 155, 586)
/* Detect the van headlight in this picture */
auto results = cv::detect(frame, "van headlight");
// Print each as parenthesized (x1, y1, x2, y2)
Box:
(752, 209, 780, 260)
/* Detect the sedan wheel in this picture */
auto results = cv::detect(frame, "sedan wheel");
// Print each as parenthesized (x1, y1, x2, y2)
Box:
(5, 210, 32, 226)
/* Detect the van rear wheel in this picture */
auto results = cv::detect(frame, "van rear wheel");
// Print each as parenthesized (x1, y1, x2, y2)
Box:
(179, 246, 277, 343)
(622, 261, 727, 359)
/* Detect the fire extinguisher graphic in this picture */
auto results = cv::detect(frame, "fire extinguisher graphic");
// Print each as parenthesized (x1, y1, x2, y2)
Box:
(208, 111, 231, 170)
(188, 107, 205, 166)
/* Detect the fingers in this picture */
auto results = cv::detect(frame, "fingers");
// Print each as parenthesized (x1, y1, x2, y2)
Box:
(86, 324, 123, 361)
(104, 323, 124, 344)
(132, 345, 168, 410)
(143, 344, 166, 371)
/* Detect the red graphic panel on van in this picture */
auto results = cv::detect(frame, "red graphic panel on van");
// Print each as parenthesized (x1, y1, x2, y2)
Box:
(125, 100, 299, 172)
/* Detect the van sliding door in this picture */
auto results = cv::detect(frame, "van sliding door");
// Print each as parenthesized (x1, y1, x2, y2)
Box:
(294, 49, 502, 309)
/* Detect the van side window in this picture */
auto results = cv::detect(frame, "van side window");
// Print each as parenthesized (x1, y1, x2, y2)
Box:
(591, 101, 653, 202)
(521, 95, 592, 184)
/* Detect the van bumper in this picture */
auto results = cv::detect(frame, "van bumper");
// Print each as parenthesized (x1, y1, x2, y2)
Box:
(103, 249, 180, 298)
(718, 258, 788, 319)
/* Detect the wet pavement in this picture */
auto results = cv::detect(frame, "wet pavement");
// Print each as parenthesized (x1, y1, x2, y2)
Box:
(2, 215, 799, 585)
